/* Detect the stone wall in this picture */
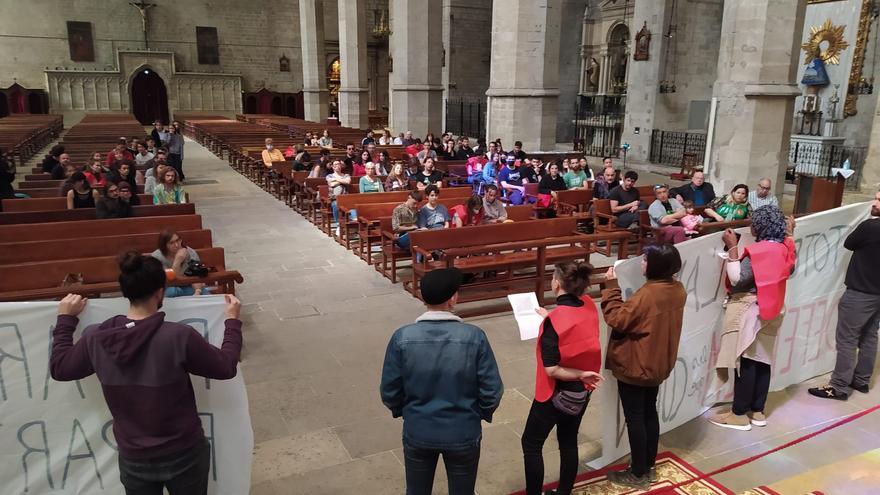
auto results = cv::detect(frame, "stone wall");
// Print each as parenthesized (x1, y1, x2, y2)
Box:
(556, 0, 589, 143)
(0, 0, 301, 93)
(444, 0, 493, 102)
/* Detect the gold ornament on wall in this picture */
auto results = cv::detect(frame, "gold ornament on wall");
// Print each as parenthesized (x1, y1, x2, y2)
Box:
(844, 0, 873, 117)
(801, 19, 849, 65)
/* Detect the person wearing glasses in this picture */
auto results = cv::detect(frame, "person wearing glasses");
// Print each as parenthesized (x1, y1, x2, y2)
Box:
(647, 184, 688, 244)
(747, 178, 778, 211)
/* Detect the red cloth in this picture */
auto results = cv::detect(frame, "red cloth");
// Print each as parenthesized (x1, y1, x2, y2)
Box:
(743, 237, 796, 321)
(536, 193, 553, 208)
(283, 146, 295, 158)
(84, 171, 106, 188)
(405, 144, 420, 157)
(534, 297, 602, 402)
(466, 156, 486, 176)
(450, 203, 483, 227)
(352, 163, 366, 177)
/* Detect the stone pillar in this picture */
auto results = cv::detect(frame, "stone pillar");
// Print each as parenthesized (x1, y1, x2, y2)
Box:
(619, 0, 671, 161)
(707, 0, 806, 195)
(486, 0, 562, 151)
(299, 0, 329, 123)
(861, 90, 880, 191)
(338, 0, 370, 129)
(390, 0, 444, 137)
(599, 50, 610, 94)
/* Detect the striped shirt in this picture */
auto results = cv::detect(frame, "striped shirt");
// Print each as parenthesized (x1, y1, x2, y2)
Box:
(748, 191, 779, 211)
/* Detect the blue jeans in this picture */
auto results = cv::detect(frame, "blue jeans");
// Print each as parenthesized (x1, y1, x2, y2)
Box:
(165, 286, 196, 298)
(403, 440, 481, 495)
(396, 233, 411, 250)
(331, 201, 357, 223)
(118, 439, 210, 495)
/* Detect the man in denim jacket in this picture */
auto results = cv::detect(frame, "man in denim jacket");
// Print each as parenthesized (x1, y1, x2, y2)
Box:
(380, 268, 503, 494)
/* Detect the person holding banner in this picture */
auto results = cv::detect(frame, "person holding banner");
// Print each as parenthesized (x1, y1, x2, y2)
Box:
(50, 252, 243, 495)
(521, 262, 604, 495)
(601, 244, 687, 489)
(709, 205, 796, 431)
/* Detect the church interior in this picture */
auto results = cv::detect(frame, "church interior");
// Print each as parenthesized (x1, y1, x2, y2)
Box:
(1, 0, 879, 494)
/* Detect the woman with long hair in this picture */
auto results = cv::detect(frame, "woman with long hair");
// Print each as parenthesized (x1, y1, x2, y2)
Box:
(522, 262, 604, 495)
(706, 184, 751, 222)
(709, 206, 796, 431)
(318, 129, 333, 148)
(375, 150, 391, 175)
(151, 229, 206, 297)
(153, 168, 186, 205)
(66, 171, 100, 210)
(537, 161, 567, 208)
(450, 195, 485, 228)
(385, 162, 409, 191)
(601, 244, 687, 489)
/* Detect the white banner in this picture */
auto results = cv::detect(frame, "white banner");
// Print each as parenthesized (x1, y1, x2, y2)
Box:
(0, 296, 253, 494)
(590, 202, 871, 467)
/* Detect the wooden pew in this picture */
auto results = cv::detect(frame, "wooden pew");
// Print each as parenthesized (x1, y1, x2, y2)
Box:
(0, 215, 203, 243)
(0, 230, 213, 264)
(406, 218, 632, 315)
(0, 203, 195, 225)
(0, 247, 243, 302)
(2, 194, 152, 212)
(16, 184, 145, 198)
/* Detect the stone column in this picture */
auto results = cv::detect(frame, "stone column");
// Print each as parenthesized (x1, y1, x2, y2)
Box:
(861, 90, 880, 191)
(599, 51, 610, 95)
(389, 0, 444, 137)
(619, 0, 671, 161)
(486, 0, 562, 151)
(299, 0, 329, 122)
(707, 0, 806, 194)
(338, 0, 370, 129)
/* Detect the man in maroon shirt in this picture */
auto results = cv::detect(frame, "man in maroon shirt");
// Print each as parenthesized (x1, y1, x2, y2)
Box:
(106, 137, 134, 166)
(50, 252, 243, 495)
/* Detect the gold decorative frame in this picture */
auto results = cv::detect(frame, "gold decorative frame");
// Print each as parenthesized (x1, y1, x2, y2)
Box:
(801, 19, 848, 65)
(845, 0, 873, 117)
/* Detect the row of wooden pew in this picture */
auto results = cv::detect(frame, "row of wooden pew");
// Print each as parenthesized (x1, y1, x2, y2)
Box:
(0, 114, 63, 167)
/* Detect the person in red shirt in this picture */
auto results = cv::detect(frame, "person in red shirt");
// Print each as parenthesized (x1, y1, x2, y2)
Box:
(451, 195, 485, 228)
(84, 159, 107, 188)
(106, 137, 134, 166)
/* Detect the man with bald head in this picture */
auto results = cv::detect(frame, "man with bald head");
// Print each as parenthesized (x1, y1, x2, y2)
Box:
(748, 178, 778, 210)
(50, 152, 73, 180)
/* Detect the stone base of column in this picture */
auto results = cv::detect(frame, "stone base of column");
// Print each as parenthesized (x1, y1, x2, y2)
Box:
(487, 92, 559, 151)
(302, 88, 329, 123)
(390, 86, 443, 138)
(338, 87, 370, 130)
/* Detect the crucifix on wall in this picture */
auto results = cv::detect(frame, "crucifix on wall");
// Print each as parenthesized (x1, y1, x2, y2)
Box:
(129, 1, 156, 48)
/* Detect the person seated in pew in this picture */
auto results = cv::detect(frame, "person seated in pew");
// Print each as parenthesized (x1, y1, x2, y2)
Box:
(117, 180, 140, 206)
(705, 184, 752, 222)
(466, 155, 488, 186)
(374, 150, 391, 176)
(455, 136, 477, 160)
(520, 157, 543, 185)
(359, 163, 385, 193)
(385, 162, 409, 192)
(609, 170, 646, 229)
(326, 159, 355, 223)
(144, 162, 169, 195)
(304, 131, 314, 146)
(680, 200, 703, 235)
(145, 137, 158, 154)
(379, 129, 393, 146)
(153, 168, 187, 205)
(108, 160, 143, 191)
(261, 138, 285, 169)
(49, 152, 73, 180)
(418, 185, 451, 230)
(106, 137, 134, 167)
(401, 130, 415, 146)
(66, 171, 100, 210)
(405, 138, 422, 159)
(748, 177, 778, 211)
(134, 142, 155, 167)
(0, 151, 15, 209)
(318, 129, 333, 148)
(451, 195, 485, 228)
(151, 229, 208, 297)
(593, 166, 620, 200)
(392, 191, 423, 250)
(561, 157, 571, 174)
(672, 170, 716, 207)
(84, 159, 108, 188)
(293, 144, 312, 172)
(405, 158, 421, 181)
(394, 132, 405, 145)
(353, 150, 372, 176)
(416, 143, 438, 165)
(563, 159, 590, 190)
(58, 163, 81, 196)
(343, 143, 358, 174)
(310, 150, 332, 178)
(96, 182, 134, 219)
(508, 140, 527, 161)
(537, 160, 567, 208)
(41, 144, 65, 173)
(579, 157, 596, 181)
(482, 184, 508, 224)
(439, 139, 456, 160)
(413, 157, 444, 190)
(362, 130, 376, 147)
(647, 184, 688, 245)
(498, 156, 531, 205)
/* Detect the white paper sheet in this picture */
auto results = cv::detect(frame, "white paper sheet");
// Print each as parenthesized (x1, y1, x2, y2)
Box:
(507, 292, 544, 340)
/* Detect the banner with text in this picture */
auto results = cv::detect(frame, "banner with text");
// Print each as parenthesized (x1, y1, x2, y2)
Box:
(0, 296, 253, 494)
(590, 202, 871, 467)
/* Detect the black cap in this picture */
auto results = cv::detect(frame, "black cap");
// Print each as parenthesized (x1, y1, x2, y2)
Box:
(420, 268, 463, 305)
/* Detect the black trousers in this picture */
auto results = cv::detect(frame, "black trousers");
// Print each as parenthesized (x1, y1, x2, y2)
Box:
(732, 357, 771, 415)
(168, 153, 184, 180)
(521, 397, 588, 495)
(403, 440, 481, 495)
(617, 381, 660, 478)
(118, 439, 210, 495)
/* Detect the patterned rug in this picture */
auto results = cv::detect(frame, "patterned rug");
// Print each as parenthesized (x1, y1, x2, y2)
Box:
(740, 488, 824, 495)
(509, 452, 734, 495)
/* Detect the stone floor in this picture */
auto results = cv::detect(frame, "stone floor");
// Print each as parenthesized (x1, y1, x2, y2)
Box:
(177, 138, 879, 495)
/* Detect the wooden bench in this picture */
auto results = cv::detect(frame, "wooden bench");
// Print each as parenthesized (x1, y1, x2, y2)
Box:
(0, 247, 243, 302)
(406, 218, 632, 315)
(2, 194, 152, 212)
(0, 203, 195, 225)
(0, 229, 213, 265)
(0, 215, 203, 243)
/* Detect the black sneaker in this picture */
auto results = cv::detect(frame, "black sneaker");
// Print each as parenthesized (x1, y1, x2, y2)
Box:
(808, 385, 848, 401)
(607, 469, 650, 489)
(851, 382, 869, 394)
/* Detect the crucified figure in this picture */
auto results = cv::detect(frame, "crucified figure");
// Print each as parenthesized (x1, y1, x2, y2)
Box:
(129, 1, 156, 47)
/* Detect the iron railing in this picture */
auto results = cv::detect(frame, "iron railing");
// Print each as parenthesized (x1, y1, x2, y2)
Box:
(648, 130, 707, 166)
(445, 98, 485, 139)
(572, 95, 625, 157)
(788, 142, 866, 191)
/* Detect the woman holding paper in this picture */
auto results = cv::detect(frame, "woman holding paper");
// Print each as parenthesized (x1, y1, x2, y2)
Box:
(521, 262, 604, 495)
(601, 244, 687, 490)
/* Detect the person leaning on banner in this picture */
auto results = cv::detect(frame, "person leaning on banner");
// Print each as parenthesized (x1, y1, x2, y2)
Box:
(380, 268, 503, 495)
(708, 205, 796, 431)
(810, 190, 880, 400)
(600, 244, 687, 490)
(521, 262, 604, 495)
(50, 252, 243, 495)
